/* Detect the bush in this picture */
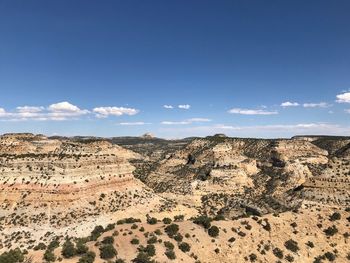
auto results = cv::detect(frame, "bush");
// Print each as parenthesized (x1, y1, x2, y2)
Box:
(306, 241, 314, 248)
(131, 238, 140, 245)
(62, 239, 76, 258)
(174, 233, 183, 242)
(102, 236, 114, 245)
(284, 239, 299, 253)
(76, 241, 89, 255)
(0, 248, 24, 263)
(208, 226, 220, 238)
(143, 245, 156, 257)
(249, 253, 257, 262)
(48, 240, 60, 250)
(165, 250, 176, 260)
(164, 241, 174, 250)
(324, 225, 338, 236)
(147, 236, 157, 244)
(78, 251, 96, 263)
(91, 225, 104, 240)
(147, 217, 158, 225)
(324, 252, 336, 261)
(178, 242, 191, 253)
(228, 237, 236, 243)
(329, 212, 341, 221)
(162, 218, 172, 224)
(99, 244, 117, 259)
(285, 254, 294, 262)
(273, 247, 283, 259)
(132, 252, 154, 263)
(34, 242, 47, 251)
(43, 249, 56, 262)
(165, 224, 179, 237)
(193, 215, 211, 229)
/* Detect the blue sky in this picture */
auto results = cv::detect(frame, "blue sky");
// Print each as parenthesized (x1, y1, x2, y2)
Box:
(0, 0, 350, 138)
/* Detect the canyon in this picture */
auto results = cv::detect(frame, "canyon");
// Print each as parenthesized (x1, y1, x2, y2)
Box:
(0, 133, 349, 263)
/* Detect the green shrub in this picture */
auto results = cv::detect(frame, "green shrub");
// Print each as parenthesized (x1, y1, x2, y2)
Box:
(208, 226, 220, 238)
(324, 225, 338, 236)
(62, 239, 76, 258)
(306, 241, 314, 248)
(76, 241, 89, 255)
(193, 215, 211, 229)
(284, 239, 299, 253)
(0, 248, 25, 263)
(249, 253, 257, 262)
(329, 212, 341, 221)
(165, 250, 176, 260)
(78, 251, 96, 263)
(147, 236, 157, 244)
(164, 224, 179, 237)
(34, 242, 47, 251)
(102, 236, 114, 245)
(99, 244, 117, 259)
(147, 217, 158, 225)
(43, 249, 56, 262)
(132, 252, 154, 263)
(174, 233, 183, 242)
(162, 218, 172, 224)
(273, 247, 283, 259)
(131, 238, 140, 245)
(178, 242, 191, 253)
(164, 241, 175, 250)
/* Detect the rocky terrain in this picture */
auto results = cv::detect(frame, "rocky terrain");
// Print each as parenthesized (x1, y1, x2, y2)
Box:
(0, 133, 349, 263)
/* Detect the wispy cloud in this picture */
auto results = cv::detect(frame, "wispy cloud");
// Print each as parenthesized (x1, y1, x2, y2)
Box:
(161, 118, 211, 125)
(178, 104, 191, 110)
(161, 121, 190, 125)
(159, 123, 350, 138)
(303, 102, 331, 108)
(336, 92, 350, 103)
(228, 108, 278, 115)
(93, 106, 139, 118)
(118, 122, 151, 126)
(163, 105, 174, 109)
(281, 101, 299, 107)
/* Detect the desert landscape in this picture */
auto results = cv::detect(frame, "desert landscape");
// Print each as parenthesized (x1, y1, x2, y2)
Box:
(1, 1, 350, 262)
(0, 133, 349, 263)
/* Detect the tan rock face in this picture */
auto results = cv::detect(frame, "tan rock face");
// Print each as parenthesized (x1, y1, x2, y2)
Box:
(0, 134, 163, 246)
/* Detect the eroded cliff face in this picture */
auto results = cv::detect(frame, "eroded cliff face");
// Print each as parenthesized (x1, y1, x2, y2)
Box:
(1, 134, 350, 262)
(0, 134, 164, 248)
(133, 136, 343, 218)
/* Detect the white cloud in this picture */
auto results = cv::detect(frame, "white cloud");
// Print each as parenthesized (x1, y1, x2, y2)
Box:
(161, 118, 211, 125)
(345, 109, 350, 114)
(119, 122, 150, 126)
(228, 108, 278, 115)
(159, 122, 350, 138)
(16, 106, 44, 113)
(0, 108, 8, 117)
(281, 101, 299, 107)
(187, 118, 211, 122)
(303, 102, 331, 108)
(178, 104, 191, 110)
(163, 105, 174, 109)
(336, 92, 350, 103)
(48, 101, 85, 113)
(161, 121, 191, 125)
(93, 107, 139, 118)
(0, 102, 89, 121)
